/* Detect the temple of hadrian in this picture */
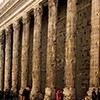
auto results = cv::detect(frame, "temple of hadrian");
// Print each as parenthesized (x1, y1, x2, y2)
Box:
(0, 0, 100, 100)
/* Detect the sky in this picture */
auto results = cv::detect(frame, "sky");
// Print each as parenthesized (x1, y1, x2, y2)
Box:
(0, 0, 3, 3)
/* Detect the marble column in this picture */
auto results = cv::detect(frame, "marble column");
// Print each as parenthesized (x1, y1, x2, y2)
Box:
(20, 13, 30, 94)
(30, 5, 43, 100)
(0, 31, 5, 91)
(11, 21, 20, 94)
(44, 0, 58, 100)
(4, 26, 12, 92)
(63, 0, 77, 100)
(85, 0, 100, 99)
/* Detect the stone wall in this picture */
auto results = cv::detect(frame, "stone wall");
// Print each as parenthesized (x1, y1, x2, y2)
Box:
(56, 0, 66, 91)
(0, 0, 93, 99)
(40, 5, 48, 94)
(76, 0, 91, 99)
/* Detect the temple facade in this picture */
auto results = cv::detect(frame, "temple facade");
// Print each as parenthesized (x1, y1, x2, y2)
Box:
(0, 0, 100, 100)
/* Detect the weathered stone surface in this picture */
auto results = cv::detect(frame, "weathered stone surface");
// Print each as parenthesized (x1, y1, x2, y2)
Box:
(86, 0, 100, 99)
(30, 4, 43, 100)
(76, 0, 91, 99)
(64, 0, 77, 99)
(20, 13, 30, 94)
(44, 0, 58, 100)
(4, 26, 12, 91)
(0, 31, 5, 91)
(11, 20, 21, 93)
(0, 0, 100, 99)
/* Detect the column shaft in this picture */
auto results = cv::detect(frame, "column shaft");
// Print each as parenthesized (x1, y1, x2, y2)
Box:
(30, 5, 42, 100)
(85, 0, 100, 99)
(20, 13, 30, 92)
(0, 31, 5, 91)
(4, 26, 12, 91)
(63, 0, 77, 99)
(11, 21, 20, 93)
(44, 0, 58, 100)
(90, 0, 100, 87)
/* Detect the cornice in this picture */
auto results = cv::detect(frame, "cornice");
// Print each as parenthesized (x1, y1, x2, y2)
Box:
(0, 0, 19, 16)
(0, 0, 46, 29)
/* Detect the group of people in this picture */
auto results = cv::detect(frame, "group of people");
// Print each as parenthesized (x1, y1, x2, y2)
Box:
(21, 87, 63, 100)
(0, 86, 63, 100)
(92, 88, 100, 100)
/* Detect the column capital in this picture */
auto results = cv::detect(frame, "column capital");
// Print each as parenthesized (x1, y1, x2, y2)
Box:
(5, 26, 12, 35)
(13, 20, 20, 31)
(34, 4, 43, 17)
(48, 0, 58, 7)
(0, 30, 4, 37)
(5, 26, 10, 32)
(0, 30, 5, 43)
(22, 13, 30, 25)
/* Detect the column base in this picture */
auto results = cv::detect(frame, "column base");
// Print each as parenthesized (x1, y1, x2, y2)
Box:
(10, 90, 19, 100)
(44, 87, 55, 100)
(84, 87, 97, 100)
(19, 87, 24, 100)
(19, 87, 24, 95)
(0, 90, 4, 100)
(30, 89, 43, 100)
(63, 87, 75, 100)
(3, 89, 10, 100)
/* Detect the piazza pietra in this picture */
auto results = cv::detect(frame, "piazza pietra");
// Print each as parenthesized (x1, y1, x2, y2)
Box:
(0, 0, 100, 100)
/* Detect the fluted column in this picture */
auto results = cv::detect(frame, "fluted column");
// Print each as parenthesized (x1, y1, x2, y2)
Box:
(63, 0, 77, 100)
(44, 0, 58, 100)
(30, 5, 43, 100)
(11, 21, 20, 94)
(20, 13, 30, 93)
(4, 26, 12, 91)
(0, 31, 5, 91)
(85, 0, 100, 99)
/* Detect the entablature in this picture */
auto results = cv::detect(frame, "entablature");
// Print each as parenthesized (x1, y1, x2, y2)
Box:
(0, 0, 47, 30)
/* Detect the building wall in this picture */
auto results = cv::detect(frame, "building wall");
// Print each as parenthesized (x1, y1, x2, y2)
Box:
(76, 0, 91, 99)
(56, 0, 66, 91)
(0, 0, 94, 99)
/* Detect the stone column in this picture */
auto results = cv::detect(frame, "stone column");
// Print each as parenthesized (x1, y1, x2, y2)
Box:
(0, 31, 5, 92)
(4, 26, 12, 92)
(63, 0, 77, 100)
(20, 13, 30, 94)
(11, 21, 20, 96)
(85, 0, 100, 100)
(44, 0, 58, 100)
(30, 5, 43, 100)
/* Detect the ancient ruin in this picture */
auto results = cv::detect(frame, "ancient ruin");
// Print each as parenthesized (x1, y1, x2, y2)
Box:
(0, 0, 100, 100)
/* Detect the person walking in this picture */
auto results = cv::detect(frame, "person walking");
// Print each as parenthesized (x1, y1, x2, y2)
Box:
(21, 86, 31, 100)
(56, 90, 63, 100)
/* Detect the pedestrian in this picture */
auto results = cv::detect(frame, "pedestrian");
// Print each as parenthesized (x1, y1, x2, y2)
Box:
(92, 88, 97, 100)
(21, 86, 31, 100)
(56, 90, 63, 100)
(97, 88, 100, 100)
